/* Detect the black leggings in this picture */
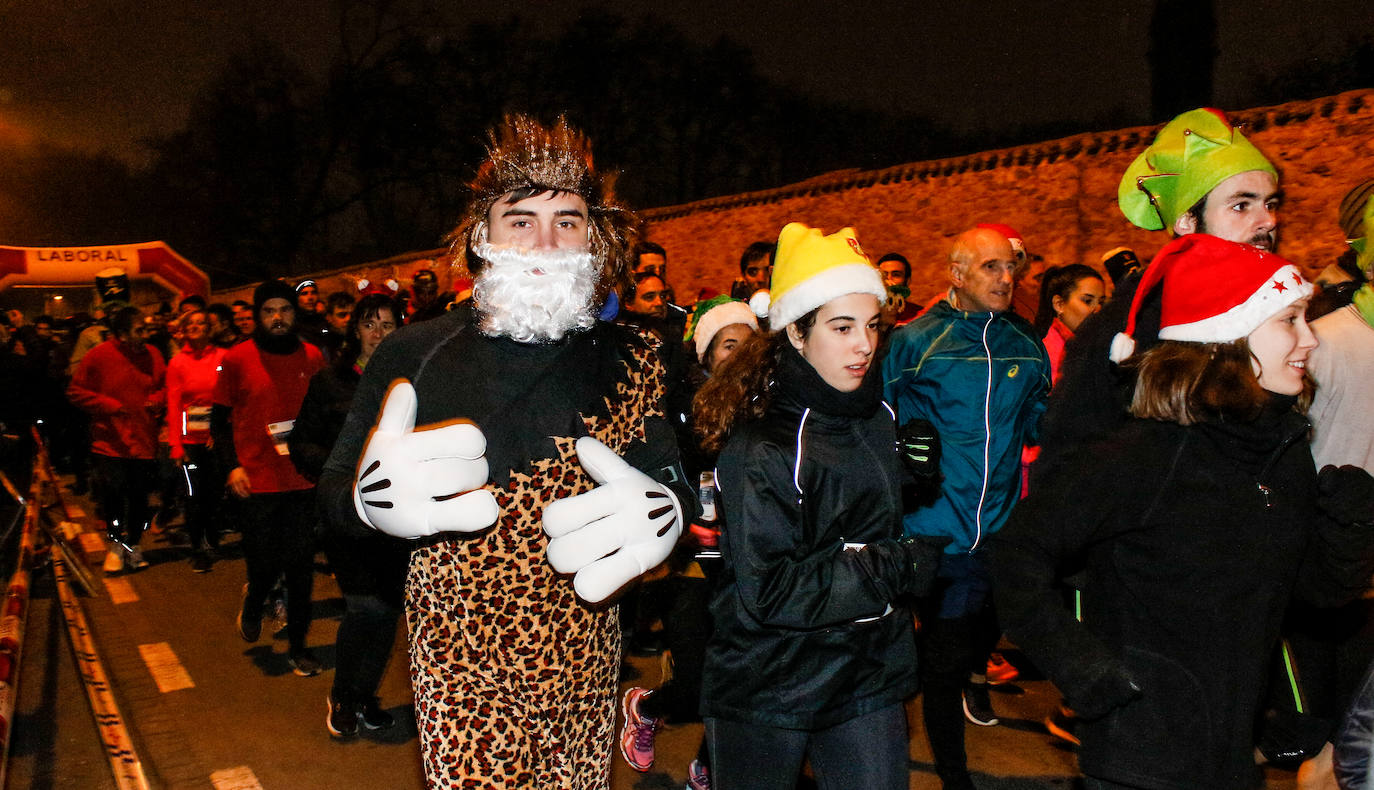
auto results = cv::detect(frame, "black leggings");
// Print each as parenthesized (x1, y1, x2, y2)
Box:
(91, 454, 155, 547)
(705, 703, 908, 790)
(177, 444, 224, 550)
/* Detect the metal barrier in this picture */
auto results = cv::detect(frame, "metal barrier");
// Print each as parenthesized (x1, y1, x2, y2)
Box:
(26, 428, 152, 790)
(0, 471, 36, 788)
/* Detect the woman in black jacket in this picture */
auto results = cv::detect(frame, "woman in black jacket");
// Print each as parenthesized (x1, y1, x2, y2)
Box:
(994, 235, 1374, 790)
(692, 224, 943, 790)
(288, 292, 408, 739)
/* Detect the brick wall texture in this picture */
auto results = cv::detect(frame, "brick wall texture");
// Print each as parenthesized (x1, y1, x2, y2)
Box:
(216, 89, 1374, 311)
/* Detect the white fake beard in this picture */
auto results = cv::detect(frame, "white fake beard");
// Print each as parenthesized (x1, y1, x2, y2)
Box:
(472, 243, 601, 343)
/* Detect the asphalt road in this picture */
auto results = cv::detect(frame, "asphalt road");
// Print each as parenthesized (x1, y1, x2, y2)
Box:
(6, 479, 1305, 789)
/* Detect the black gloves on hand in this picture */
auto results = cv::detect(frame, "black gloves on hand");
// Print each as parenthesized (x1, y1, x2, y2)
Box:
(898, 419, 941, 480)
(1069, 662, 1143, 721)
(1318, 464, 1374, 527)
(900, 534, 953, 597)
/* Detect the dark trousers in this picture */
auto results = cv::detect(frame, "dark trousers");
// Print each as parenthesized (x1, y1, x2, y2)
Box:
(332, 592, 402, 705)
(641, 574, 712, 723)
(178, 445, 223, 551)
(921, 611, 978, 783)
(91, 454, 155, 547)
(240, 490, 316, 653)
(705, 703, 908, 790)
(919, 605, 1002, 785)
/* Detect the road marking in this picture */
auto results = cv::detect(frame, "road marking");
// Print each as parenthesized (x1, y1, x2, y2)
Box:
(79, 532, 105, 554)
(210, 766, 264, 790)
(137, 642, 194, 693)
(103, 577, 139, 604)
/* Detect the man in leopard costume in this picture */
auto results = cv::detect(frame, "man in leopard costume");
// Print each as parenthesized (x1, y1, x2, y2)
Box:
(319, 115, 695, 788)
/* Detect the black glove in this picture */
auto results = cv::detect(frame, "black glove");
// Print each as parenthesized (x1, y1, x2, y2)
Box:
(1318, 465, 1374, 527)
(1069, 662, 1142, 721)
(898, 419, 941, 480)
(900, 534, 953, 597)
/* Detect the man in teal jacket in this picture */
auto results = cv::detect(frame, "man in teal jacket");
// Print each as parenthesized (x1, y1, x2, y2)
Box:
(882, 225, 1049, 790)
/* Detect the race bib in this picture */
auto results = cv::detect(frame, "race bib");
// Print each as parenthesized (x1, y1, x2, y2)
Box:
(267, 420, 294, 456)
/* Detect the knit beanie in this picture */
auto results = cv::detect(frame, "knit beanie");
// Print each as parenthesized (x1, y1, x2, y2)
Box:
(685, 296, 758, 363)
(766, 223, 886, 329)
(1109, 234, 1312, 362)
(1101, 247, 1143, 285)
(1118, 108, 1277, 232)
(254, 279, 298, 313)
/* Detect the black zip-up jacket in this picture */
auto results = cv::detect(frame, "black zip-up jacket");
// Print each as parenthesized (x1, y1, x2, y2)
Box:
(701, 346, 918, 729)
(289, 359, 410, 602)
(995, 400, 1374, 790)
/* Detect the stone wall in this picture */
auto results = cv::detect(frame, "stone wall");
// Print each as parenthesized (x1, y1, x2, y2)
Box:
(215, 89, 1374, 310)
(641, 89, 1374, 308)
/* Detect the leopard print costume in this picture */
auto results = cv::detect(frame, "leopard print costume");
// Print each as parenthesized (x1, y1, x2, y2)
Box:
(406, 333, 665, 789)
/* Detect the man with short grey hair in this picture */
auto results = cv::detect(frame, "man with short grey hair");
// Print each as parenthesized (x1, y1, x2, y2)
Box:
(883, 225, 1050, 790)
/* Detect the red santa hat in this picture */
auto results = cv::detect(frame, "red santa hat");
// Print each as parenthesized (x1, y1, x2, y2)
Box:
(975, 222, 1027, 262)
(1109, 234, 1313, 362)
(356, 277, 400, 297)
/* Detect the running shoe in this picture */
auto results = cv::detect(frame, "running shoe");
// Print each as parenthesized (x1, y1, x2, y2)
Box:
(326, 694, 359, 738)
(962, 681, 1000, 726)
(289, 650, 323, 677)
(986, 651, 1020, 685)
(236, 585, 262, 642)
(1045, 704, 1081, 746)
(619, 687, 659, 771)
(359, 698, 396, 731)
(686, 758, 711, 790)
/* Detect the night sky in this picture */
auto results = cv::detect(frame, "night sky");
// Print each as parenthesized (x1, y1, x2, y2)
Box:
(0, 1, 1367, 168)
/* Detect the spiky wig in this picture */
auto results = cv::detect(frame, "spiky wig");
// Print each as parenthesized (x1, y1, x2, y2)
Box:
(444, 114, 641, 296)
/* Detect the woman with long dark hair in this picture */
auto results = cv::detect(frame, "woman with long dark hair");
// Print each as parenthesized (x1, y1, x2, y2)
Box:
(1033, 263, 1106, 384)
(694, 223, 944, 790)
(995, 235, 1374, 789)
(288, 291, 408, 738)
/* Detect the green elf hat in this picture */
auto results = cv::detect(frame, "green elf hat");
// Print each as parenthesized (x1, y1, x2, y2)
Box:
(1118, 108, 1277, 232)
(1352, 194, 1374, 275)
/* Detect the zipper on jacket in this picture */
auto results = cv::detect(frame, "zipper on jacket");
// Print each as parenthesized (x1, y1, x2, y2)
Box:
(971, 313, 994, 552)
(859, 409, 901, 543)
(1254, 415, 1310, 511)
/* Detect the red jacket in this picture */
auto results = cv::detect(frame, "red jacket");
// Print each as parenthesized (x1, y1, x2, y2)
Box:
(67, 338, 166, 460)
(213, 339, 324, 493)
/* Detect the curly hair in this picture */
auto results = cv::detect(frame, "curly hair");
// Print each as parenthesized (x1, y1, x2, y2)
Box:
(442, 115, 641, 300)
(692, 310, 818, 455)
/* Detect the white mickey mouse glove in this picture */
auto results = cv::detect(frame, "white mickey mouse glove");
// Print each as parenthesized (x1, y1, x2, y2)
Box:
(543, 437, 683, 603)
(352, 380, 499, 539)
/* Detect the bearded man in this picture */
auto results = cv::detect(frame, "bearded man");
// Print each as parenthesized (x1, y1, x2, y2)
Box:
(319, 116, 695, 788)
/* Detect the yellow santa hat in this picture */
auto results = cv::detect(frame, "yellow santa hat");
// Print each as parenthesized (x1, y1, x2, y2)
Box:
(767, 223, 886, 329)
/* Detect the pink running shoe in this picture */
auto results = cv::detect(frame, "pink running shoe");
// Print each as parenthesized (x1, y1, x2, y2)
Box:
(686, 758, 711, 789)
(619, 687, 659, 771)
